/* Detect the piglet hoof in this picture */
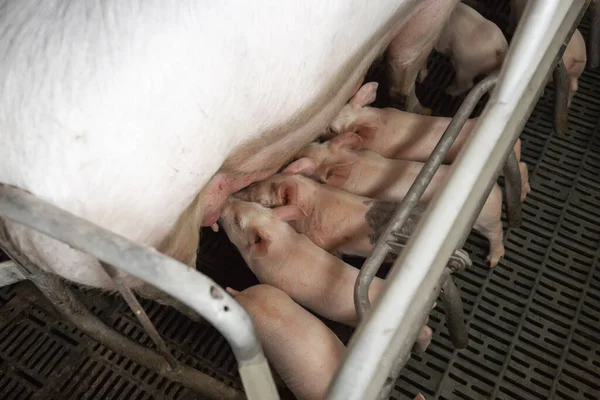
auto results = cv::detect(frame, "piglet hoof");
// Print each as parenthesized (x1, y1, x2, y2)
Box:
(519, 162, 531, 202)
(485, 245, 505, 269)
(420, 107, 433, 116)
(411, 325, 433, 355)
(445, 84, 468, 97)
(414, 393, 427, 400)
(418, 67, 429, 83)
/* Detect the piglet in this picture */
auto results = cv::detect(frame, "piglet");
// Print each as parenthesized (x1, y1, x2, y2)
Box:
(219, 197, 435, 348)
(227, 284, 345, 400)
(220, 197, 383, 325)
(433, 3, 508, 96)
(235, 173, 425, 258)
(328, 81, 476, 163)
(286, 132, 506, 267)
(328, 82, 524, 165)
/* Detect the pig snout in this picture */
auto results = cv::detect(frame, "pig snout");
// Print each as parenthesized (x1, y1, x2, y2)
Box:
(231, 284, 346, 400)
(201, 168, 281, 227)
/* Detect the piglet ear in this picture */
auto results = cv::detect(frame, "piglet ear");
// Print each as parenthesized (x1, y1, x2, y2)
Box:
(329, 131, 363, 151)
(349, 82, 378, 108)
(322, 162, 353, 188)
(282, 157, 317, 176)
(273, 205, 306, 222)
(248, 226, 271, 259)
(277, 181, 297, 206)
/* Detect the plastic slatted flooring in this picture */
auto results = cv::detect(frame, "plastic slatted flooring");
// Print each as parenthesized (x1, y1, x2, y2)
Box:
(1, 1, 600, 399)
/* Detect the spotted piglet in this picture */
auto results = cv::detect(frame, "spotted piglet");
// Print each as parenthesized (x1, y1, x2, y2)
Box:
(235, 173, 425, 259)
(285, 133, 507, 267)
(219, 197, 434, 337)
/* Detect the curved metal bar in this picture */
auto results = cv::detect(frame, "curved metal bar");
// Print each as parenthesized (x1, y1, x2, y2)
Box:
(503, 150, 524, 228)
(353, 73, 498, 322)
(0, 238, 244, 400)
(329, 1, 588, 398)
(0, 184, 279, 400)
(440, 276, 468, 349)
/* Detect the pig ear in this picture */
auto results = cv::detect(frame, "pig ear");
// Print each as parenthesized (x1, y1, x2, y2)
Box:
(277, 181, 297, 205)
(248, 226, 271, 259)
(272, 205, 306, 222)
(349, 82, 378, 108)
(322, 162, 353, 188)
(329, 131, 363, 151)
(282, 158, 317, 176)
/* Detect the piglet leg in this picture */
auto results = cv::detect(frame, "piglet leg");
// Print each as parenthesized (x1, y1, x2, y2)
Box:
(503, 150, 524, 228)
(473, 185, 505, 268)
(445, 66, 476, 97)
(388, 51, 432, 115)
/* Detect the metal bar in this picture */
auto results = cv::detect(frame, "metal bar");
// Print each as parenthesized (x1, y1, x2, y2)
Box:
(589, 0, 600, 68)
(100, 262, 179, 369)
(439, 276, 468, 349)
(503, 150, 524, 228)
(328, 1, 588, 399)
(0, 184, 279, 400)
(353, 73, 498, 322)
(388, 237, 473, 271)
(0, 260, 25, 287)
(0, 237, 244, 400)
(376, 267, 451, 400)
(553, 57, 570, 134)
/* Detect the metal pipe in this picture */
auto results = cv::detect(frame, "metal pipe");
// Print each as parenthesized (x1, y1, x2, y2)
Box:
(100, 262, 179, 369)
(0, 184, 279, 400)
(503, 150, 524, 228)
(328, 2, 589, 398)
(589, 0, 600, 68)
(553, 56, 570, 135)
(354, 73, 498, 322)
(439, 276, 468, 349)
(0, 237, 244, 400)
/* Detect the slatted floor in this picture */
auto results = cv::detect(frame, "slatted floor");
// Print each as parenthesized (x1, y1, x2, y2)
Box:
(1, 1, 600, 399)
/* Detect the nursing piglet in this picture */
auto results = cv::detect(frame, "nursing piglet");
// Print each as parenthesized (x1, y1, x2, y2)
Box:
(235, 173, 425, 258)
(286, 133, 505, 267)
(228, 284, 345, 400)
(433, 3, 508, 96)
(219, 197, 435, 348)
(328, 82, 523, 164)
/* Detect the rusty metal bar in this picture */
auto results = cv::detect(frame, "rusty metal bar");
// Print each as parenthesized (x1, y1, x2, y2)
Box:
(100, 262, 179, 369)
(588, 0, 600, 68)
(503, 150, 524, 228)
(439, 276, 468, 349)
(553, 56, 570, 134)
